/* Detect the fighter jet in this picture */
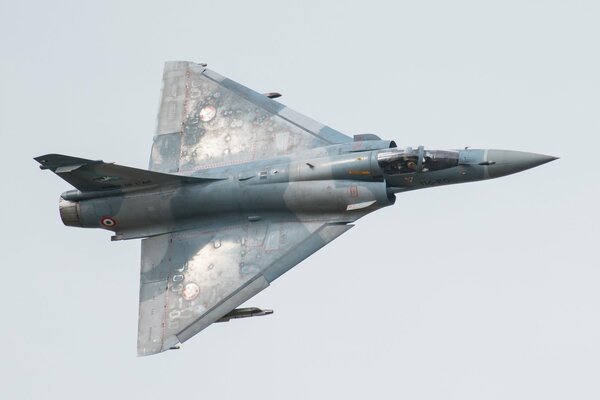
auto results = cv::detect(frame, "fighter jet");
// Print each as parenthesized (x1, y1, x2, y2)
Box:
(36, 61, 557, 356)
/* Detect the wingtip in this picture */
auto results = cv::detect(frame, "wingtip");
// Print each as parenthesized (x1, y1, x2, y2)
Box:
(34, 154, 54, 169)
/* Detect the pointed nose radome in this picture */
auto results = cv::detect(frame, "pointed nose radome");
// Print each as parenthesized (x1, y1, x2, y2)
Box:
(486, 150, 558, 178)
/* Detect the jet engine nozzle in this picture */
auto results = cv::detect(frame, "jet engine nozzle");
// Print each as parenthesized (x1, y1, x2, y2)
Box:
(59, 197, 82, 227)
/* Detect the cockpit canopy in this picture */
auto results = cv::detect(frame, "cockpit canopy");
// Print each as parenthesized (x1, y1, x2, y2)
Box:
(377, 146, 459, 175)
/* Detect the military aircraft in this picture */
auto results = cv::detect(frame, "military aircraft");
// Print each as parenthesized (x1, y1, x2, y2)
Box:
(36, 61, 557, 356)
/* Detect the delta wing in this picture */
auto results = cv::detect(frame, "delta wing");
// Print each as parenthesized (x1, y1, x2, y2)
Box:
(150, 61, 351, 174)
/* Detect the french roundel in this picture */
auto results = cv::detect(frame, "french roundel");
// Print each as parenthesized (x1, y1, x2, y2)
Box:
(100, 217, 117, 228)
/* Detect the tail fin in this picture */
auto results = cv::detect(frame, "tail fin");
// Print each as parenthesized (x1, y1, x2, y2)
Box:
(35, 154, 219, 192)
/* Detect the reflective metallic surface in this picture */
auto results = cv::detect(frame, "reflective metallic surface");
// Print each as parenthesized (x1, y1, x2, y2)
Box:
(58, 197, 81, 227)
(36, 61, 557, 356)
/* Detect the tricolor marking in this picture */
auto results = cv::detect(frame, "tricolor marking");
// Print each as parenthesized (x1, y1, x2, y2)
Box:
(100, 216, 117, 228)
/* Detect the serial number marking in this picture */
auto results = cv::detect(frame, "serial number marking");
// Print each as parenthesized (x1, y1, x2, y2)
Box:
(419, 178, 452, 186)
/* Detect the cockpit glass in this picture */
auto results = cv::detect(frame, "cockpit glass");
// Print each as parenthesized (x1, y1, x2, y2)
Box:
(377, 148, 420, 174)
(422, 150, 459, 171)
(377, 148, 459, 174)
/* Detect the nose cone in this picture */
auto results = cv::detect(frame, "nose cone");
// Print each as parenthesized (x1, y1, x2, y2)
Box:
(486, 150, 558, 178)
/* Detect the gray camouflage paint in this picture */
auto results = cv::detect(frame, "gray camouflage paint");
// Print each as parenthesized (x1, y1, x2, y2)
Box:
(35, 61, 557, 356)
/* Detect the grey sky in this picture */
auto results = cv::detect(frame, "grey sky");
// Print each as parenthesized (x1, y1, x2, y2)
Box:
(1, 0, 598, 399)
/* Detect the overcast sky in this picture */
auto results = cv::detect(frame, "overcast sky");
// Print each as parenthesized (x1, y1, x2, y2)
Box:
(1, 1, 598, 399)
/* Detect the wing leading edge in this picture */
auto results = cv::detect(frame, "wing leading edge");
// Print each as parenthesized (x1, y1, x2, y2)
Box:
(138, 217, 352, 356)
(150, 61, 352, 174)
